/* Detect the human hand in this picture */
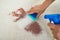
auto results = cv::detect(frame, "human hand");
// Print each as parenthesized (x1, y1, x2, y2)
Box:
(10, 5, 43, 21)
(27, 5, 45, 18)
(9, 0, 55, 21)
(27, 0, 55, 17)
(48, 23, 60, 40)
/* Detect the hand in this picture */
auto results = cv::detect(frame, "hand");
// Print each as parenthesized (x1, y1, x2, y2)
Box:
(48, 23, 60, 40)
(27, 0, 55, 17)
(10, 0, 55, 21)
(10, 5, 43, 22)
(27, 5, 42, 13)
(27, 5, 44, 17)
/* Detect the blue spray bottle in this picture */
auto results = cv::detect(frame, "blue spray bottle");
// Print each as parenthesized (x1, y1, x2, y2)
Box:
(44, 14, 60, 24)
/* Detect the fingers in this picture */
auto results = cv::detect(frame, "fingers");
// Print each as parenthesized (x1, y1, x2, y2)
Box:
(27, 7, 38, 14)
(48, 23, 60, 27)
(27, 10, 35, 14)
(48, 23, 58, 40)
(57, 32, 60, 40)
(48, 23, 55, 26)
(48, 23, 56, 29)
(27, 7, 34, 13)
(27, 6, 44, 18)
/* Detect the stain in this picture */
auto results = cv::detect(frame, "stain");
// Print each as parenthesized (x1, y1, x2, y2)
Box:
(25, 22, 42, 35)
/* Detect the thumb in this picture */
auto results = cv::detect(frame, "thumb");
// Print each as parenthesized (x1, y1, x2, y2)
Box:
(48, 23, 56, 29)
(27, 10, 34, 14)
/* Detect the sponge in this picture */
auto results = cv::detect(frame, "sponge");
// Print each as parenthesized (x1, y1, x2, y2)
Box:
(28, 13, 38, 21)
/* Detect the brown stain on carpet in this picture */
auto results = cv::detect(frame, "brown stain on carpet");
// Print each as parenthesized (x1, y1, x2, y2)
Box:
(25, 22, 42, 35)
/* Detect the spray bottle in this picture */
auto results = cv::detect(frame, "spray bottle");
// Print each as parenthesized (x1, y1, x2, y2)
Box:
(44, 14, 60, 24)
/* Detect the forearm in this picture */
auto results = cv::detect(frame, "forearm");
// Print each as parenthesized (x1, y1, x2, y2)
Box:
(37, 0, 55, 17)
(39, 0, 55, 10)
